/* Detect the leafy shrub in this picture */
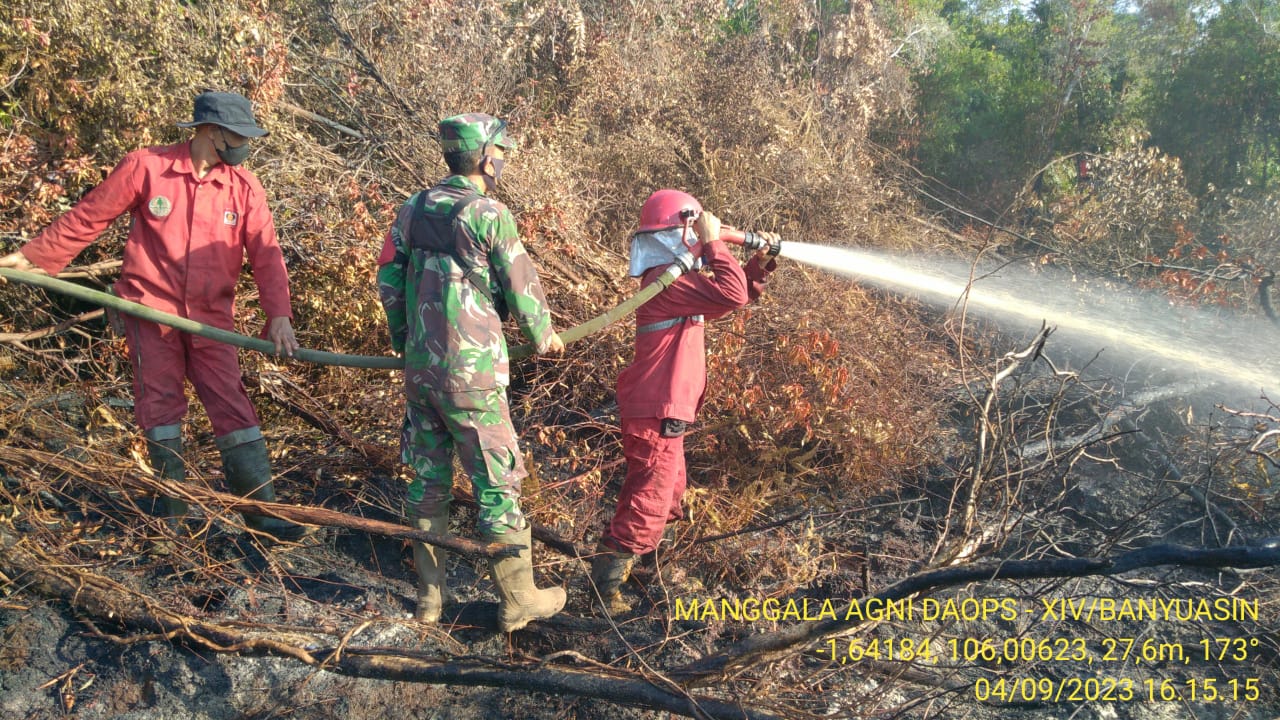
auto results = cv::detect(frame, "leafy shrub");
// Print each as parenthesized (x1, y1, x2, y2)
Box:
(0, 0, 955, 599)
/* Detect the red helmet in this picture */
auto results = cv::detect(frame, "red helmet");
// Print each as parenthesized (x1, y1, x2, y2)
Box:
(636, 189, 702, 234)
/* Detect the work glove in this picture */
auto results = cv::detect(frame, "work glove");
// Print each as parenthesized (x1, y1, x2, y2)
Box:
(542, 332, 565, 355)
(755, 231, 781, 266)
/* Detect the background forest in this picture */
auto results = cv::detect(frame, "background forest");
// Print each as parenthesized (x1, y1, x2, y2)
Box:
(2, 0, 1280, 718)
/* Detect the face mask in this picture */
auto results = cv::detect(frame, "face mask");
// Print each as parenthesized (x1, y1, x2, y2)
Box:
(628, 228, 704, 277)
(482, 155, 505, 193)
(216, 130, 251, 166)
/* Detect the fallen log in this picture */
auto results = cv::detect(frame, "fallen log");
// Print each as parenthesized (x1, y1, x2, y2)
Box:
(1, 446, 515, 559)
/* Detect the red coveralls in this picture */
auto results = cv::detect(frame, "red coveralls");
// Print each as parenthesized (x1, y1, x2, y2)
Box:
(608, 238, 775, 555)
(20, 142, 292, 442)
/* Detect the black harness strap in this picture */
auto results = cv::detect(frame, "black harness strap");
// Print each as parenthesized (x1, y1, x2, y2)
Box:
(407, 188, 496, 307)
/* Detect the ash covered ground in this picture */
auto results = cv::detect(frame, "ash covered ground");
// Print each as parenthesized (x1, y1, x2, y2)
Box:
(3, 359, 1280, 720)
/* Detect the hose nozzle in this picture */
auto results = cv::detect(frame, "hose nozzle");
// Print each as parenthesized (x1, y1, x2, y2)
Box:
(720, 227, 781, 257)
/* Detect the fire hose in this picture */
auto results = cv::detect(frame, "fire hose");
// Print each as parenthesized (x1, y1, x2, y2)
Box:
(0, 230, 778, 367)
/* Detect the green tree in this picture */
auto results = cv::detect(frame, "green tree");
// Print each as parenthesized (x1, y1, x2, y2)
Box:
(1147, 0, 1280, 195)
(886, 0, 1126, 205)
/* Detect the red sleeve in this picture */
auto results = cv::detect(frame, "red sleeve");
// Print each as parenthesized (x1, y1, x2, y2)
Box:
(240, 174, 293, 320)
(21, 153, 143, 274)
(648, 239, 750, 320)
(376, 231, 397, 266)
(744, 254, 777, 302)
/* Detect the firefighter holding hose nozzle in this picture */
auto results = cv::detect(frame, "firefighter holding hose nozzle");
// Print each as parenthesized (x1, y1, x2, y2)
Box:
(590, 189, 780, 614)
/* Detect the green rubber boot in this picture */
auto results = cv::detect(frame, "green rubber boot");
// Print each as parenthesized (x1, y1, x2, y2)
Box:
(145, 436, 192, 541)
(146, 436, 188, 522)
(589, 540, 637, 615)
(411, 510, 455, 622)
(220, 439, 307, 541)
(487, 527, 566, 632)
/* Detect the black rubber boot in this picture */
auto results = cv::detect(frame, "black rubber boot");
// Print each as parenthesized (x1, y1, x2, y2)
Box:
(220, 439, 308, 541)
(639, 522, 679, 569)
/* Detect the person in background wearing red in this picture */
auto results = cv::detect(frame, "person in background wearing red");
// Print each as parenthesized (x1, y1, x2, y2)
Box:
(0, 91, 305, 540)
(590, 189, 778, 613)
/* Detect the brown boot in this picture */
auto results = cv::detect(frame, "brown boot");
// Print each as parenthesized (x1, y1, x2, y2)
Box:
(411, 510, 455, 623)
(487, 527, 566, 632)
(589, 541, 637, 615)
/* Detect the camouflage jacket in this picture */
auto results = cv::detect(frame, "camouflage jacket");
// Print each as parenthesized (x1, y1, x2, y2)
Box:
(377, 175, 555, 391)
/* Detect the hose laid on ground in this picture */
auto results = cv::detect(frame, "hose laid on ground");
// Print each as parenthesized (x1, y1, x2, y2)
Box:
(0, 264, 687, 366)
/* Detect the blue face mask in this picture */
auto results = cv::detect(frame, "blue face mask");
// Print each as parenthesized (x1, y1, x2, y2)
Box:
(482, 155, 505, 193)
(216, 129, 251, 166)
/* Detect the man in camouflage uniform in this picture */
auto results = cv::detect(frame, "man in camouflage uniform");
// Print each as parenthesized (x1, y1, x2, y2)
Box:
(377, 113, 566, 631)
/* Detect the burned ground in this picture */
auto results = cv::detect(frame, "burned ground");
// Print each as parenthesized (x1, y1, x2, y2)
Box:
(3, 327, 1279, 719)
(3, 0, 1280, 717)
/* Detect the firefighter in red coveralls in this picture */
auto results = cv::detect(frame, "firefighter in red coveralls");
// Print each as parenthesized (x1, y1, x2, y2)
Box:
(590, 189, 779, 613)
(0, 91, 304, 539)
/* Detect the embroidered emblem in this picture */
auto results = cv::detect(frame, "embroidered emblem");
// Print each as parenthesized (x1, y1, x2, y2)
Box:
(148, 195, 172, 218)
(223, 210, 238, 226)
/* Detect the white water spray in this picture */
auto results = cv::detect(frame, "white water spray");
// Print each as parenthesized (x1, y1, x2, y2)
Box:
(779, 241, 1280, 394)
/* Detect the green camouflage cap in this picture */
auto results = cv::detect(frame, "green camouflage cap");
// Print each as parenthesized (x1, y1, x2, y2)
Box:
(438, 113, 515, 153)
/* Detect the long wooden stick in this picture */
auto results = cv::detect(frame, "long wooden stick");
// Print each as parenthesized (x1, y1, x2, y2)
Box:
(277, 100, 365, 139)
(0, 446, 515, 559)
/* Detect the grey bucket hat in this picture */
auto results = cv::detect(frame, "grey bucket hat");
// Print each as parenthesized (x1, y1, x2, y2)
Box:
(176, 91, 269, 138)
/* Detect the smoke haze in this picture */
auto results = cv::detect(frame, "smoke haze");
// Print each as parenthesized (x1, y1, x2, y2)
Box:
(781, 241, 1280, 399)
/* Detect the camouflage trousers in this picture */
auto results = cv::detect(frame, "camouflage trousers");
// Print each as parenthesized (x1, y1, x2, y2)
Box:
(401, 384, 527, 536)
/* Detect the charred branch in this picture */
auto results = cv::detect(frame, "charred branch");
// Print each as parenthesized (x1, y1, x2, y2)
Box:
(0, 308, 104, 343)
(1260, 270, 1278, 325)
(965, 323, 1052, 536)
(0, 446, 515, 559)
(250, 369, 399, 471)
(0, 527, 783, 720)
(277, 100, 365, 140)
